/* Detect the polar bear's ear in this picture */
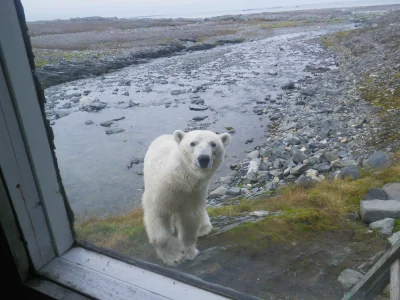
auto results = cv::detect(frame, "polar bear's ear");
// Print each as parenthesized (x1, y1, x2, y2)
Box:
(219, 133, 231, 147)
(173, 130, 185, 144)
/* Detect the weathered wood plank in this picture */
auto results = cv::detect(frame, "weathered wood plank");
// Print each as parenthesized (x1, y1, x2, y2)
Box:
(27, 278, 90, 300)
(61, 247, 228, 300)
(342, 239, 400, 300)
(40, 258, 170, 300)
(391, 259, 400, 300)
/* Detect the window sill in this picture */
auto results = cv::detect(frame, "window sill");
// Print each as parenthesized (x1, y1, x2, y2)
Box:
(33, 247, 228, 300)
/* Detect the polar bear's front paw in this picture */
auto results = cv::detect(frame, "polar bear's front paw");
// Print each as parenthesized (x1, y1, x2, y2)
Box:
(185, 245, 199, 260)
(198, 224, 213, 237)
(155, 237, 187, 267)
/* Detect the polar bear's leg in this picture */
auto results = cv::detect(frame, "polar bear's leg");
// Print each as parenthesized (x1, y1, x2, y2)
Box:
(144, 208, 186, 266)
(198, 209, 213, 237)
(175, 211, 201, 260)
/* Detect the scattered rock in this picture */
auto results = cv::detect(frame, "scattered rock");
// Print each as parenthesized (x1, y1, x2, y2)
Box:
(100, 121, 113, 127)
(338, 269, 364, 290)
(292, 150, 307, 164)
(84, 120, 94, 125)
(290, 164, 308, 175)
(360, 200, 400, 223)
(369, 218, 395, 235)
(105, 128, 124, 135)
(247, 150, 259, 160)
(362, 188, 389, 201)
(209, 186, 228, 199)
(337, 166, 360, 180)
(250, 211, 269, 217)
(192, 116, 208, 121)
(383, 183, 400, 200)
(112, 116, 125, 121)
(364, 151, 391, 170)
(123, 91, 130, 96)
(189, 105, 208, 111)
(281, 80, 295, 90)
(227, 187, 241, 196)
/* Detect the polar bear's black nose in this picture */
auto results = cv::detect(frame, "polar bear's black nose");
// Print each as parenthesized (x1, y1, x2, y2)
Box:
(198, 155, 210, 168)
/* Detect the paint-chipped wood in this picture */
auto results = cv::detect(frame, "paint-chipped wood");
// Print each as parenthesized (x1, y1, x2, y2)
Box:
(0, 0, 73, 256)
(391, 259, 400, 300)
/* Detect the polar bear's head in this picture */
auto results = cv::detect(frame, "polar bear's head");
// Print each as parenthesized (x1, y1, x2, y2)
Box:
(173, 130, 231, 172)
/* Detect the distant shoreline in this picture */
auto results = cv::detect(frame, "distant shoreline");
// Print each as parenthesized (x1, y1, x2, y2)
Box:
(26, 1, 400, 23)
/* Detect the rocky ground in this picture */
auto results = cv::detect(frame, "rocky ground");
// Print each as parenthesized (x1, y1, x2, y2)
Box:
(32, 4, 400, 300)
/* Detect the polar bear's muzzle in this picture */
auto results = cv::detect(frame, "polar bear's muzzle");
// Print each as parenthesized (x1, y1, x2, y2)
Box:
(196, 154, 212, 169)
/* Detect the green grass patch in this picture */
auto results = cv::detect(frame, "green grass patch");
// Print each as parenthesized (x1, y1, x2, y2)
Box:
(260, 20, 311, 30)
(394, 219, 400, 233)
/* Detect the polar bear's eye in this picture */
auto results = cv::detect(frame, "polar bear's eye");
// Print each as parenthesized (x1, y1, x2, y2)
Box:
(210, 142, 217, 148)
(190, 142, 196, 147)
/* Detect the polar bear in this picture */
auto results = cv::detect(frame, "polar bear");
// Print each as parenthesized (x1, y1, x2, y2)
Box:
(142, 129, 231, 266)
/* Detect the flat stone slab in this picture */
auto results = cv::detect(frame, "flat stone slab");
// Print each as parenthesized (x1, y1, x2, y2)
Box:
(360, 200, 400, 223)
(383, 183, 400, 200)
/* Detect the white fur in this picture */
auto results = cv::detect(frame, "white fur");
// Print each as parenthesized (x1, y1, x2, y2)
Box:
(141, 130, 231, 266)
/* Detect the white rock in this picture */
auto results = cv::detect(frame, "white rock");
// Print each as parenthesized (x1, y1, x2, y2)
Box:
(369, 218, 395, 235)
(247, 150, 260, 160)
(338, 269, 364, 290)
(250, 210, 269, 217)
(208, 186, 228, 199)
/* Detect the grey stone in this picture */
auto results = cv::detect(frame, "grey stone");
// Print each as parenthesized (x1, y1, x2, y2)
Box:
(123, 91, 129, 96)
(317, 163, 331, 173)
(54, 110, 70, 119)
(296, 174, 312, 188)
(388, 232, 400, 246)
(321, 151, 339, 163)
(350, 117, 366, 128)
(209, 186, 228, 199)
(247, 150, 259, 160)
(286, 134, 300, 145)
(365, 151, 391, 170)
(334, 105, 346, 113)
(346, 212, 360, 221)
(269, 170, 283, 179)
(363, 188, 389, 201)
(88, 102, 107, 111)
(265, 182, 276, 191)
(332, 160, 358, 169)
(112, 116, 125, 121)
(189, 105, 208, 111)
(281, 80, 295, 90)
(105, 128, 124, 135)
(304, 156, 319, 167)
(192, 116, 208, 121)
(383, 183, 400, 200)
(84, 120, 94, 125)
(338, 269, 364, 290)
(369, 218, 395, 235)
(100, 121, 113, 127)
(337, 166, 360, 180)
(142, 87, 152, 92)
(360, 200, 400, 223)
(256, 171, 268, 183)
(250, 211, 269, 217)
(273, 158, 283, 169)
(292, 150, 307, 164)
(290, 164, 308, 175)
(245, 171, 258, 181)
(227, 187, 241, 196)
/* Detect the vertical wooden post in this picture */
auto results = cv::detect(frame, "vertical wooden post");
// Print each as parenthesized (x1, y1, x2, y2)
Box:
(391, 259, 400, 300)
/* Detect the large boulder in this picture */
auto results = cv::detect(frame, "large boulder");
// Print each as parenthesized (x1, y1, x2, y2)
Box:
(360, 200, 400, 223)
